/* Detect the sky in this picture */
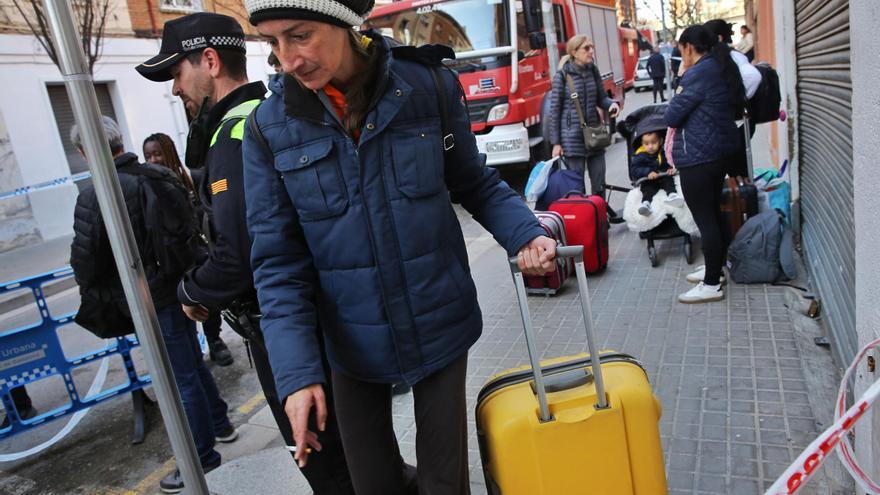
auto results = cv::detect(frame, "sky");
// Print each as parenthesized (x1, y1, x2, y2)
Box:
(636, 0, 666, 25)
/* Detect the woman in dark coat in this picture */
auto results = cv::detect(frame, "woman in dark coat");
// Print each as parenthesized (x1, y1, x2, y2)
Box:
(548, 34, 620, 196)
(665, 25, 742, 304)
(243, 0, 555, 491)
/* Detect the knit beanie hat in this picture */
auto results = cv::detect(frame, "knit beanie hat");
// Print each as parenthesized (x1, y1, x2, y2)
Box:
(245, 0, 374, 28)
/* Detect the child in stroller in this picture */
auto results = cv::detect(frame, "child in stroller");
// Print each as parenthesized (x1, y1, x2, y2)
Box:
(614, 104, 698, 266)
(631, 131, 685, 216)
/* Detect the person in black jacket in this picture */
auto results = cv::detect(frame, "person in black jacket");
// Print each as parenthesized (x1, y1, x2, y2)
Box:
(69, 116, 237, 494)
(629, 131, 683, 216)
(136, 12, 357, 495)
(646, 46, 667, 103)
(143, 133, 234, 367)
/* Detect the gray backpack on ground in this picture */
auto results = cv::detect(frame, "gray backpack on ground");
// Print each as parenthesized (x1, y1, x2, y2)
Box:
(728, 209, 798, 284)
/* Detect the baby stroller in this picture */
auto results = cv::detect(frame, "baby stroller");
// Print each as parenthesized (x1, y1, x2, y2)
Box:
(614, 104, 697, 267)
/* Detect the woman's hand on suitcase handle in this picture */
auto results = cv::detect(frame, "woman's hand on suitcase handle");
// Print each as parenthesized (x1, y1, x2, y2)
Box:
(284, 384, 327, 467)
(517, 236, 558, 275)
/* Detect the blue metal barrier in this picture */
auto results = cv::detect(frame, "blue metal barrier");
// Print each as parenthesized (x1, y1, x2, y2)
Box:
(0, 267, 151, 440)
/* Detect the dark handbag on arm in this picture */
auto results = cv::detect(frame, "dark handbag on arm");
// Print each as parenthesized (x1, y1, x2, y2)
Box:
(565, 74, 611, 151)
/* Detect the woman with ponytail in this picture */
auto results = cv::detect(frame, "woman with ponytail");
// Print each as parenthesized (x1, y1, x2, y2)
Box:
(704, 19, 763, 179)
(665, 25, 742, 304)
(243, 0, 555, 491)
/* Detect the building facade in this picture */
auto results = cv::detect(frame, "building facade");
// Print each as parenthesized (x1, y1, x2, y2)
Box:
(0, 0, 273, 254)
(756, 0, 880, 488)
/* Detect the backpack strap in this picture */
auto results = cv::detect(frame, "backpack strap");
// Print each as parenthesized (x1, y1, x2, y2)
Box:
(210, 99, 262, 146)
(429, 66, 455, 152)
(246, 107, 274, 162)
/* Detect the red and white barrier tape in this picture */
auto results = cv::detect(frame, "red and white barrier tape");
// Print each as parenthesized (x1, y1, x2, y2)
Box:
(765, 338, 880, 495)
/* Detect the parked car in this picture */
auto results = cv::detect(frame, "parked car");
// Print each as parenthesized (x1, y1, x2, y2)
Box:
(633, 56, 652, 92)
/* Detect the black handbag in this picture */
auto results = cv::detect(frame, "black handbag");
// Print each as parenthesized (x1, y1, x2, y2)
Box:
(565, 74, 611, 150)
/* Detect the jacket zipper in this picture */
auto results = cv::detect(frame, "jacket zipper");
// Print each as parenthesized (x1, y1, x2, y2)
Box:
(682, 128, 688, 156)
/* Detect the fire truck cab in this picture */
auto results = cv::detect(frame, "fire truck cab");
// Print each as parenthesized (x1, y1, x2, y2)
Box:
(367, 0, 625, 167)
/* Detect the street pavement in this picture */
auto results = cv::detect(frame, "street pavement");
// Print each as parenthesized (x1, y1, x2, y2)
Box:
(0, 89, 853, 494)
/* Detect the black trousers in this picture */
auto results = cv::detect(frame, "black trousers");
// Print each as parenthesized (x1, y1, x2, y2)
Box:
(640, 176, 676, 202)
(652, 77, 666, 102)
(203, 311, 222, 342)
(249, 327, 355, 495)
(332, 354, 469, 495)
(679, 160, 730, 285)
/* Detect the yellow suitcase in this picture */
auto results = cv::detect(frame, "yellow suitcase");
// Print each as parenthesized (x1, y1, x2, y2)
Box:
(476, 246, 668, 494)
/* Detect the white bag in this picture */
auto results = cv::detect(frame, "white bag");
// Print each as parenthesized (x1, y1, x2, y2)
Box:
(524, 156, 559, 202)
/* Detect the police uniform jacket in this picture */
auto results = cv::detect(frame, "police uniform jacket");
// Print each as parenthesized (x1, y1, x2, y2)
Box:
(177, 81, 267, 309)
(244, 34, 545, 401)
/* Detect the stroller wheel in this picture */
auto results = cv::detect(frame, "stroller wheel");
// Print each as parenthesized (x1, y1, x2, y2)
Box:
(684, 237, 694, 264)
(648, 246, 658, 267)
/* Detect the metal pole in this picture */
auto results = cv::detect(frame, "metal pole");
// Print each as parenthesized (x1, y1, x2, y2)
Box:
(41, 1, 209, 493)
(660, 0, 672, 100)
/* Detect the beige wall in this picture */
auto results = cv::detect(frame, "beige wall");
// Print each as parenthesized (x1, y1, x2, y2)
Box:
(0, 0, 133, 36)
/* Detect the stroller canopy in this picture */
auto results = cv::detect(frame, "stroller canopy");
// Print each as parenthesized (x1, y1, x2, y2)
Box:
(617, 103, 668, 146)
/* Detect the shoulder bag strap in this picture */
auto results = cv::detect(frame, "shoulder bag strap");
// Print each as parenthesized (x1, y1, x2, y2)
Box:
(429, 66, 455, 152)
(565, 74, 588, 130)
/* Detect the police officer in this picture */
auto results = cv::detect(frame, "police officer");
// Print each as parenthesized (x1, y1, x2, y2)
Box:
(136, 13, 355, 494)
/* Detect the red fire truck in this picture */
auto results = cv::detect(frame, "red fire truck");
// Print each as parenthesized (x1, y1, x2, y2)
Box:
(367, 0, 626, 167)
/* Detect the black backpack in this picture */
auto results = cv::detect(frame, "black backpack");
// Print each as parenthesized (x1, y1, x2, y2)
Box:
(748, 63, 781, 124)
(121, 165, 200, 279)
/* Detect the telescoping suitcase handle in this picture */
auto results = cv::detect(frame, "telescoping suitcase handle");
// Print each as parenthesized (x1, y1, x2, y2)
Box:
(508, 245, 609, 423)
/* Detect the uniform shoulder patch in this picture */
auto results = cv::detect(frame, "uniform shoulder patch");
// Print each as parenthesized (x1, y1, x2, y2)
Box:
(211, 178, 228, 195)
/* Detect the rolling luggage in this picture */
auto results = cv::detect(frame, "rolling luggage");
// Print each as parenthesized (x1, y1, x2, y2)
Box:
(548, 194, 609, 273)
(525, 211, 571, 295)
(476, 246, 667, 494)
(720, 176, 759, 238)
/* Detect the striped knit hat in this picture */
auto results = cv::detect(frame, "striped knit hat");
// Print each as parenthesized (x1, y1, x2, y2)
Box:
(245, 0, 374, 28)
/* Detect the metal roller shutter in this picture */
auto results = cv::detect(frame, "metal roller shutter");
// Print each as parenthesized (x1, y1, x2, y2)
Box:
(47, 83, 117, 176)
(795, 0, 855, 365)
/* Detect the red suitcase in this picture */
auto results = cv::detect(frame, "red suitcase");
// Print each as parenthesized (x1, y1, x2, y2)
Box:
(525, 211, 571, 295)
(549, 194, 609, 273)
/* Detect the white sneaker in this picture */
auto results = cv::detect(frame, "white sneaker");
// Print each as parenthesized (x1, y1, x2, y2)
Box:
(686, 265, 726, 284)
(665, 192, 685, 208)
(679, 282, 724, 304)
(638, 201, 652, 216)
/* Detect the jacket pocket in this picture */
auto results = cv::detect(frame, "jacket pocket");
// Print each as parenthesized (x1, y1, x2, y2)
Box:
(390, 122, 445, 199)
(275, 137, 349, 221)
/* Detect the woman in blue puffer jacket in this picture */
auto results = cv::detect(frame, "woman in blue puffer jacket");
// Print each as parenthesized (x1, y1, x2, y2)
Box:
(242, 0, 556, 491)
(665, 25, 742, 304)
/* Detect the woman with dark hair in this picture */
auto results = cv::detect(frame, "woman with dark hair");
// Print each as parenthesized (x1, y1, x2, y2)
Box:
(665, 25, 742, 304)
(143, 133, 196, 197)
(548, 34, 621, 196)
(704, 19, 762, 179)
(142, 133, 235, 367)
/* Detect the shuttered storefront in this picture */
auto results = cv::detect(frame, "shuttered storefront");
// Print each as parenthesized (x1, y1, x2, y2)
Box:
(795, 0, 855, 365)
(47, 83, 117, 176)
